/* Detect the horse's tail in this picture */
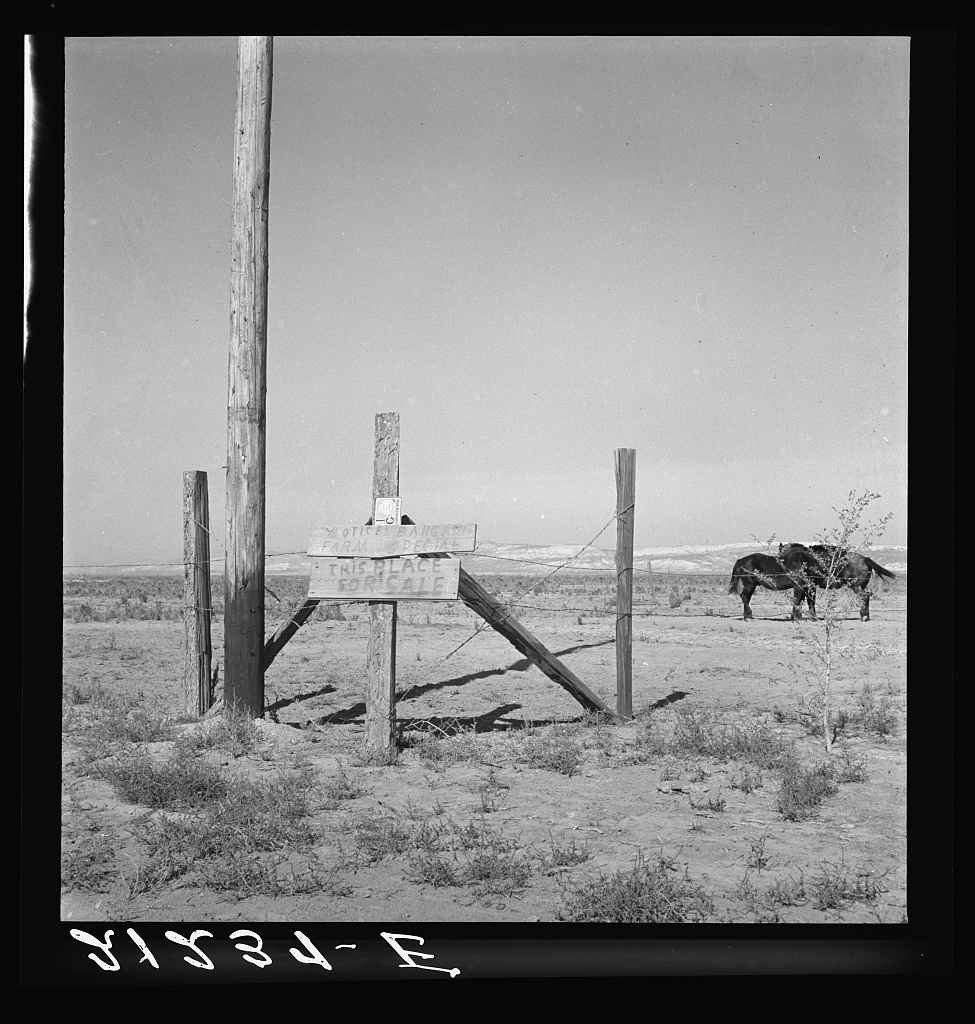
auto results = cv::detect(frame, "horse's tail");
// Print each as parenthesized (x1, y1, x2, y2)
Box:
(729, 560, 745, 595)
(864, 557, 896, 581)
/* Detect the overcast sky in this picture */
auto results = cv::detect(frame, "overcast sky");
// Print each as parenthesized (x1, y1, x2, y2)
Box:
(61, 35, 908, 566)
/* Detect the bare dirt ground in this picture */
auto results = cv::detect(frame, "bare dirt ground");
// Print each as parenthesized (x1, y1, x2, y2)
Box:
(60, 573, 906, 924)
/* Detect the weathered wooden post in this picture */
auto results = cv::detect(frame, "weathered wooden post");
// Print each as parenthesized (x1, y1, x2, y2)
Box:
(366, 412, 401, 760)
(183, 471, 213, 717)
(615, 448, 636, 718)
(225, 35, 273, 719)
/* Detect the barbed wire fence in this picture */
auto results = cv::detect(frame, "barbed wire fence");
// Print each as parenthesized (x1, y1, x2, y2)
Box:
(63, 511, 906, 727)
(62, 510, 906, 684)
(62, 540, 907, 589)
(437, 506, 627, 664)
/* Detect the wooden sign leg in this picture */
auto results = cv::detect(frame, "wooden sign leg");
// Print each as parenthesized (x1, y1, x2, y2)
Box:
(366, 412, 400, 760)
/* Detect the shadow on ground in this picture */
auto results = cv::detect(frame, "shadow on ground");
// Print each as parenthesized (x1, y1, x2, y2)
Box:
(266, 684, 338, 715)
(308, 639, 616, 727)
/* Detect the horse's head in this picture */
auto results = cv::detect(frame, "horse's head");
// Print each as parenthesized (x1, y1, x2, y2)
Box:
(779, 542, 829, 583)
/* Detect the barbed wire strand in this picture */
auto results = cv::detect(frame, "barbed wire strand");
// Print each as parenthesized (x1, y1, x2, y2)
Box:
(437, 507, 629, 664)
(63, 549, 309, 570)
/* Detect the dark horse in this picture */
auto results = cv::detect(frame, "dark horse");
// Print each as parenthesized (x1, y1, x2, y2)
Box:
(728, 552, 818, 621)
(777, 542, 896, 621)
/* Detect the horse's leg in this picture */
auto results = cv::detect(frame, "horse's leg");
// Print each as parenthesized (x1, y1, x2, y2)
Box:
(790, 587, 803, 621)
(859, 584, 870, 621)
(742, 580, 754, 621)
(806, 586, 818, 620)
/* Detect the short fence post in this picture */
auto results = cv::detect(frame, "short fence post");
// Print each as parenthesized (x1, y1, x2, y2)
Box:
(183, 470, 213, 718)
(615, 449, 636, 718)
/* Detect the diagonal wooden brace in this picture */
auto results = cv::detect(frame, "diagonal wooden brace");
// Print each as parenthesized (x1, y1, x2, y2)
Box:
(456, 566, 620, 720)
(263, 597, 320, 671)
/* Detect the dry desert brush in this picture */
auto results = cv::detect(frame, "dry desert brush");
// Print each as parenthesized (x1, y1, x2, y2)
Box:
(558, 854, 714, 923)
(634, 707, 788, 769)
(95, 748, 230, 810)
(353, 810, 535, 896)
(128, 770, 322, 896)
(775, 754, 839, 822)
(516, 723, 586, 776)
(807, 859, 890, 911)
(793, 490, 895, 752)
(61, 827, 120, 893)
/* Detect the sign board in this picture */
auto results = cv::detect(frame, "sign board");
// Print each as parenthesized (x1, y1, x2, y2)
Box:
(308, 523, 477, 558)
(308, 555, 461, 601)
(374, 497, 402, 526)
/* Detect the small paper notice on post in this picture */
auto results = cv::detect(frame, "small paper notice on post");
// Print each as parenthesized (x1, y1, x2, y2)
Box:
(374, 497, 402, 526)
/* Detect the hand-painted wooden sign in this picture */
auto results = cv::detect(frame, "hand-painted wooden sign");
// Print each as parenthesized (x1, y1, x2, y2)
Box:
(307, 523, 477, 558)
(308, 555, 461, 600)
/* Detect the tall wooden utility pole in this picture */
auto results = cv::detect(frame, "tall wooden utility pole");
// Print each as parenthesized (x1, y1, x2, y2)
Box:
(225, 36, 273, 718)
(615, 448, 636, 718)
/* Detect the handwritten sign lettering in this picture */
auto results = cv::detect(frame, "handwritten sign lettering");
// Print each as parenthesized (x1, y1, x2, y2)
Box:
(308, 555, 461, 600)
(308, 523, 476, 558)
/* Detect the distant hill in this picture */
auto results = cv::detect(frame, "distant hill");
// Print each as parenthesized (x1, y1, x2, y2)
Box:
(457, 540, 906, 578)
(63, 540, 907, 578)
